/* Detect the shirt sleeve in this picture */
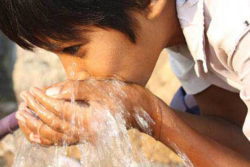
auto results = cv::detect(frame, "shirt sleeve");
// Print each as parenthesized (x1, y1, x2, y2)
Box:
(167, 47, 211, 95)
(231, 31, 250, 141)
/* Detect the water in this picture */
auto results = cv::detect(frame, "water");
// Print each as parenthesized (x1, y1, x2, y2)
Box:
(173, 144, 193, 167)
(12, 79, 154, 167)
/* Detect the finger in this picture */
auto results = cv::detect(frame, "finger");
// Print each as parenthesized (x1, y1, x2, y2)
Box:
(19, 122, 53, 146)
(20, 90, 28, 101)
(18, 102, 27, 111)
(29, 88, 86, 126)
(17, 112, 39, 143)
(21, 109, 75, 145)
(45, 81, 67, 91)
(19, 109, 78, 145)
(28, 88, 64, 117)
(17, 112, 53, 146)
(45, 80, 96, 100)
(25, 90, 77, 134)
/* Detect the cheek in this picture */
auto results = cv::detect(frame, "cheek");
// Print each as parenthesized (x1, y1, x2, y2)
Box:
(85, 51, 152, 85)
(84, 40, 129, 77)
(84, 50, 123, 78)
(85, 42, 154, 84)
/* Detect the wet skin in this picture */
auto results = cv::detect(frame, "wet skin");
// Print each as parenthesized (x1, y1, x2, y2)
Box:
(15, 0, 250, 166)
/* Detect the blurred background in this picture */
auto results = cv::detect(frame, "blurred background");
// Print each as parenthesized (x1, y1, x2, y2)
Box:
(0, 30, 185, 167)
(0, 32, 17, 119)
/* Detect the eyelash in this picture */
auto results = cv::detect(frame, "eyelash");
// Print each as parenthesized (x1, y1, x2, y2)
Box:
(62, 45, 82, 55)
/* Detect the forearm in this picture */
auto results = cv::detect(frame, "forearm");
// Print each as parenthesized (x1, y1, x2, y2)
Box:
(155, 102, 250, 167)
(175, 111, 250, 159)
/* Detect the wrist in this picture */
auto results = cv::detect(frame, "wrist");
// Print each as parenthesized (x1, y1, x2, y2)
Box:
(151, 97, 178, 143)
(150, 97, 167, 140)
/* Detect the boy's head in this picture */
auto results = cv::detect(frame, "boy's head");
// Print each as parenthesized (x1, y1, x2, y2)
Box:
(0, 0, 181, 85)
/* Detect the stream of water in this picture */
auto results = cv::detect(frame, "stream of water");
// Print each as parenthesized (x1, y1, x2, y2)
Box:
(12, 79, 154, 167)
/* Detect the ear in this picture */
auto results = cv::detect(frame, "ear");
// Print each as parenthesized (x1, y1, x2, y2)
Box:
(147, 0, 167, 20)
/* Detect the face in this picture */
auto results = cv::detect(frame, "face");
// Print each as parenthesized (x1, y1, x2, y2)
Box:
(46, 1, 182, 86)
(54, 28, 160, 86)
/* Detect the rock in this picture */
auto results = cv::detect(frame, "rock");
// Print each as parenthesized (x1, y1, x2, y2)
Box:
(66, 129, 184, 166)
(128, 129, 183, 165)
(0, 134, 15, 167)
(0, 151, 14, 167)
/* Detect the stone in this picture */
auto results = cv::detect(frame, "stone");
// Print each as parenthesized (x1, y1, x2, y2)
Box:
(0, 134, 15, 167)
(128, 129, 183, 165)
(66, 129, 184, 166)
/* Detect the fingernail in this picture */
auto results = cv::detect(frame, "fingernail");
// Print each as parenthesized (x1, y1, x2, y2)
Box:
(29, 133, 41, 143)
(46, 87, 60, 96)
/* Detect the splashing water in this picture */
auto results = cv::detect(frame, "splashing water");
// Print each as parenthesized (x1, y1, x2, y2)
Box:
(170, 142, 193, 167)
(13, 79, 156, 167)
(72, 62, 77, 67)
(70, 62, 77, 78)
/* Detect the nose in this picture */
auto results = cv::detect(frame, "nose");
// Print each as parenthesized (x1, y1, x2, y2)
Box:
(74, 70, 91, 81)
(57, 53, 91, 81)
(67, 69, 90, 81)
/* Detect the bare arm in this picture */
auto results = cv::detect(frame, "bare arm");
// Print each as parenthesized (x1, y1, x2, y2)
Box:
(156, 99, 250, 167)
(175, 85, 250, 159)
(194, 85, 247, 127)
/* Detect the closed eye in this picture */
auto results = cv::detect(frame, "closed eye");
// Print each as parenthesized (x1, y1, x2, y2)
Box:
(62, 44, 82, 55)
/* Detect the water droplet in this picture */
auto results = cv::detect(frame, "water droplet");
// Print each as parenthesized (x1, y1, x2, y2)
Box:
(71, 71, 75, 77)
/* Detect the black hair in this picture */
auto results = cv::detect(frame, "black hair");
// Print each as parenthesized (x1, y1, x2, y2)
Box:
(0, 0, 150, 51)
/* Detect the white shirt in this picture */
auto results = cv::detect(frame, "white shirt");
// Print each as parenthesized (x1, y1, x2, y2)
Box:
(169, 0, 250, 140)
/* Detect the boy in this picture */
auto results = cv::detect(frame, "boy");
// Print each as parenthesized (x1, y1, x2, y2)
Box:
(1, 0, 250, 166)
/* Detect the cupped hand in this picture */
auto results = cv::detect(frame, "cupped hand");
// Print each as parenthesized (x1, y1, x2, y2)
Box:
(16, 79, 163, 146)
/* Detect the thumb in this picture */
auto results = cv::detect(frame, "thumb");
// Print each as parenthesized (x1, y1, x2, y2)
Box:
(46, 86, 63, 97)
(45, 81, 69, 97)
(46, 81, 89, 101)
(45, 86, 75, 100)
(45, 80, 74, 99)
